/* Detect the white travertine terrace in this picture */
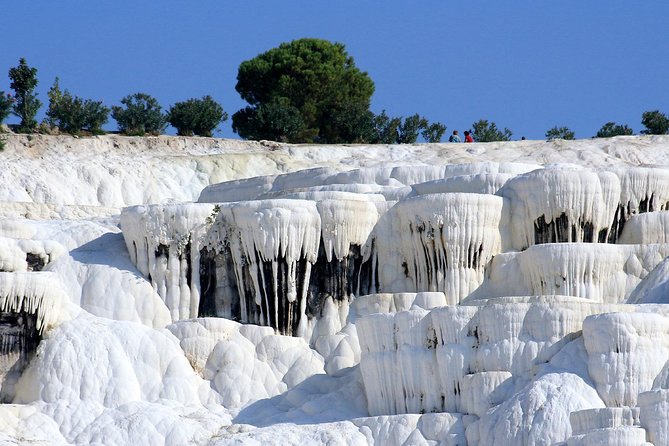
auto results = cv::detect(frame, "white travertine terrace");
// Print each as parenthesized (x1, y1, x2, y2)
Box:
(3, 134, 669, 444)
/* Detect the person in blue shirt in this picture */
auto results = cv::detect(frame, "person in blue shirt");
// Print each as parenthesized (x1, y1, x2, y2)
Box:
(448, 130, 461, 142)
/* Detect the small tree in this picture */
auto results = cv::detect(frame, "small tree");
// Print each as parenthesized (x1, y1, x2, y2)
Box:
(372, 110, 402, 144)
(472, 119, 512, 142)
(545, 126, 575, 141)
(8, 58, 42, 132)
(45, 77, 64, 128)
(0, 91, 13, 125)
(112, 93, 166, 136)
(641, 110, 669, 135)
(46, 78, 109, 135)
(421, 122, 447, 143)
(82, 100, 109, 134)
(596, 122, 633, 138)
(397, 114, 428, 144)
(168, 96, 228, 137)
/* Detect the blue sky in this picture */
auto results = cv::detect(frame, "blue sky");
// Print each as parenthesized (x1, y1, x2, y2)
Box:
(1, 1, 668, 140)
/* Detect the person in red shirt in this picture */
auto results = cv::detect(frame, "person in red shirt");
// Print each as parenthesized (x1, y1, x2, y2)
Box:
(464, 131, 474, 143)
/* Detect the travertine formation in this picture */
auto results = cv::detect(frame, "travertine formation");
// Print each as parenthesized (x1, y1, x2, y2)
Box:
(3, 134, 669, 444)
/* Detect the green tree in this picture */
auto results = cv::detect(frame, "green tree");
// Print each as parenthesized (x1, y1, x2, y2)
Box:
(372, 110, 402, 144)
(421, 122, 447, 143)
(397, 114, 428, 144)
(168, 96, 228, 137)
(325, 102, 376, 144)
(596, 122, 633, 138)
(545, 126, 575, 141)
(233, 38, 375, 143)
(45, 77, 64, 127)
(46, 78, 109, 135)
(111, 93, 166, 136)
(0, 91, 13, 125)
(233, 98, 306, 142)
(641, 110, 669, 135)
(472, 119, 512, 142)
(8, 58, 42, 132)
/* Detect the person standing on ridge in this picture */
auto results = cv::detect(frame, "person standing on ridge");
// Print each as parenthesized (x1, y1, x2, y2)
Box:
(449, 130, 461, 142)
(464, 131, 474, 143)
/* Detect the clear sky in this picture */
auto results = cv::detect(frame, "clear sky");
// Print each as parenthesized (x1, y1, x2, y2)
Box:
(1, 1, 668, 140)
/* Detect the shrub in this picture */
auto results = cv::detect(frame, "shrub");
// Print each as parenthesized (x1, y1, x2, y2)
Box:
(8, 58, 42, 132)
(0, 91, 13, 125)
(641, 110, 669, 135)
(545, 126, 575, 141)
(233, 98, 307, 142)
(46, 78, 109, 135)
(168, 96, 228, 137)
(596, 122, 633, 138)
(111, 93, 166, 136)
(472, 119, 512, 142)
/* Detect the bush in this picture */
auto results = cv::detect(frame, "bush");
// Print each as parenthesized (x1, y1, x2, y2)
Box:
(545, 126, 575, 141)
(46, 78, 109, 135)
(641, 110, 669, 135)
(0, 91, 13, 125)
(472, 119, 512, 142)
(596, 122, 633, 138)
(111, 93, 166, 136)
(168, 96, 227, 137)
(233, 98, 307, 142)
(8, 58, 42, 132)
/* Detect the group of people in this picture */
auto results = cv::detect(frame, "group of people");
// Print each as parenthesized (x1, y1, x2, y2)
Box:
(448, 130, 474, 143)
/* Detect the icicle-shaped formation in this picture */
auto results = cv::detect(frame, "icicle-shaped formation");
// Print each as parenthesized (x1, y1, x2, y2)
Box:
(120, 203, 216, 321)
(499, 167, 620, 250)
(364, 193, 506, 303)
(0, 272, 71, 333)
(316, 198, 382, 263)
(206, 199, 321, 338)
(525, 243, 669, 303)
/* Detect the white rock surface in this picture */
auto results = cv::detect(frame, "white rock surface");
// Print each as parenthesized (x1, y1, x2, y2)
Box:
(1, 135, 669, 444)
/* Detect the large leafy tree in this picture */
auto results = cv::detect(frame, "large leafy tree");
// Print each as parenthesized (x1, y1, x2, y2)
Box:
(233, 38, 375, 143)
(8, 58, 42, 132)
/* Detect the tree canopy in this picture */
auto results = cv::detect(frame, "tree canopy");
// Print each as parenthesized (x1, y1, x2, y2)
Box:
(232, 38, 375, 143)
(596, 122, 633, 138)
(545, 126, 575, 141)
(471, 119, 512, 142)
